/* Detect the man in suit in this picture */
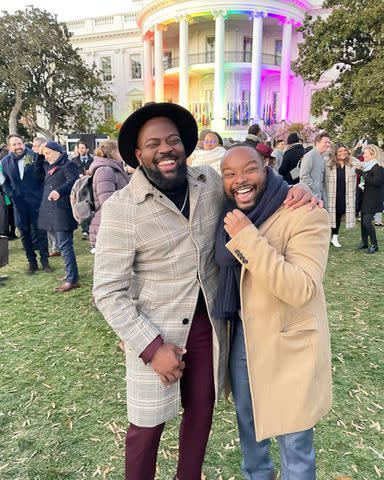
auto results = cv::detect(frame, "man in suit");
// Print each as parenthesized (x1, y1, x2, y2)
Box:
(216, 144, 332, 479)
(93, 103, 317, 480)
(71, 140, 94, 174)
(1, 135, 50, 273)
(71, 141, 94, 240)
(300, 132, 331, 200)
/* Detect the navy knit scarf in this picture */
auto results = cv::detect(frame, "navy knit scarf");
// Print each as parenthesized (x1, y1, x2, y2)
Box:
(214, 167, 289, 319)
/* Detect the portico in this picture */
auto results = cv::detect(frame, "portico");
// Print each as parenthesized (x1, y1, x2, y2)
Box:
(139, 2, 301, 132)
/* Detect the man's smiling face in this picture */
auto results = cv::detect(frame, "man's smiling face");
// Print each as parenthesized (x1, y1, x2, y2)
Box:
(8, 136, 25, 156)
(221, 146, 267, 212)
(135, 117, 187, 190)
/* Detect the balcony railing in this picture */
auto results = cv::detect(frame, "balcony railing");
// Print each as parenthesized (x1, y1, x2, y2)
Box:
(163, 51, 282, 69)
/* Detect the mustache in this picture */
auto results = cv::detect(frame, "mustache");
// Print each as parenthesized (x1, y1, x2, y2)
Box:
(154, 152, 178, 164)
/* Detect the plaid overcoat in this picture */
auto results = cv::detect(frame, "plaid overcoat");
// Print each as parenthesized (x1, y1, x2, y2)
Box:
(93, 165, 227, 427)
(323, 157, 362, 229)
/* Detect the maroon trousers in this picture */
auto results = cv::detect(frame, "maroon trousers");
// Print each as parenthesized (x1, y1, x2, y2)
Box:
(125, 297, 215, 480)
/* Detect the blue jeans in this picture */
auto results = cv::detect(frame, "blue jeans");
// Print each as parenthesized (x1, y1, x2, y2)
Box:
(56, 231, 78, 283)
(229, 320, 316, 480)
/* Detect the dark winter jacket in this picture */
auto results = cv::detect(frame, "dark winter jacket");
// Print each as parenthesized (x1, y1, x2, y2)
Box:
(36, 153, 79, 232)
(71, 154, 94, 175)
(278, 143, 305, 185)
(0, 189, 6, 235)
(1, 148, 44, 227)
(88, 156, 131, 246)
(360, 164, 384, 214)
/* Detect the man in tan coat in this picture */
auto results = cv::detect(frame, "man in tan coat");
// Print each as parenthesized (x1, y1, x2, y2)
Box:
(215, 144, 332, 479)
(93, 103, 318, 480)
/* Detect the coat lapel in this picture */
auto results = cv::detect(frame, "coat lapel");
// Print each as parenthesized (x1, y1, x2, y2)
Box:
(187, 172, 204, 223)
(6, 156, 21, 184)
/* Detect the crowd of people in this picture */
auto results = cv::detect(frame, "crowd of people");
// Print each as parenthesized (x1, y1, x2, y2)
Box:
(191, 126, 384, 253)
(1, 124, 382, 287)
(0, 136, 132, 290)
(0, 103, 383, 480)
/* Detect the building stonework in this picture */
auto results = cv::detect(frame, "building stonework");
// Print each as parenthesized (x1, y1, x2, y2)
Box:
(67, 0, 333, 138)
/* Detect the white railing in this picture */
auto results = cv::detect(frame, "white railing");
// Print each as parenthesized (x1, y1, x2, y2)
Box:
(95, 16, 114, 26)
(124, 13, 138, 22)
(66, 12, 140, 35)
(67, 20, 85, 30)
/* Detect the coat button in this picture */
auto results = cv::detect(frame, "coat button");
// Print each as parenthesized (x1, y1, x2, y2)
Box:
(235, 249, 240, 255)
(243, 259, 248, 264)
(182, 318, 189, 325)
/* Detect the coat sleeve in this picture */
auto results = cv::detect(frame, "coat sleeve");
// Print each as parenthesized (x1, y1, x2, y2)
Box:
(299, 153, 315, 192)
(93, 195, 162, 356)
(351, 158, 362, 168)
(1, 162, 15, 201)
(70, 158, 82, 176)
(225, 208, 330, 308)
(278, 151, 291, 177)
(33, 154, 46, 181)
(55, 162, 79, 197)
(93, 167, 118, 208)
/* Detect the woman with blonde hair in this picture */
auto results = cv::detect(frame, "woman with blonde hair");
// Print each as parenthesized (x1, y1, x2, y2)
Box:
(355, 144, 384, 253)
(324, 144, 361, 247)
(88, 140, 131, 251)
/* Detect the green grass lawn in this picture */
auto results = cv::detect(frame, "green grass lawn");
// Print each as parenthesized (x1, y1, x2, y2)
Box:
(0, 225, 383, 479)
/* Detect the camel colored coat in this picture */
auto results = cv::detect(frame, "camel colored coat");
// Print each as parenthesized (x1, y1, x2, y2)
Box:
(93, 165, 227, 427)
(226, 205, 332, 441)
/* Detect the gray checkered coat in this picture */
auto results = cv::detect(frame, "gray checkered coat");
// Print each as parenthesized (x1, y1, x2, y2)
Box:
(93, 165, 227, 427)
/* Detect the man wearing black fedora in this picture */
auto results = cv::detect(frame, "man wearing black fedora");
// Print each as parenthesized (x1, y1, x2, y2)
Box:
(93, 102, 316, 480)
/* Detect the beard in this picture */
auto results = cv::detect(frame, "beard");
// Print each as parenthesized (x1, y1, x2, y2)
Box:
(142, 157, 188, 190)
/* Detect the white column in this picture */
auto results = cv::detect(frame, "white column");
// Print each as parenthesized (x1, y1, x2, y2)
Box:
(178, 16, 189, 108)
(279, 18, 293, 121)
(212, 10, 226, 132)
(154, 25, 164, 102)
(250, 11, 265, 122)
(143, 31, 154, 103)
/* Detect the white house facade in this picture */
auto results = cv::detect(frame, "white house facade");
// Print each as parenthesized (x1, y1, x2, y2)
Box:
(67, 0, 333, 137)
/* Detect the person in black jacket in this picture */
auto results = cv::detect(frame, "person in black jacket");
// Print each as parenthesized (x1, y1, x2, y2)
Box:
(1, 135, 50, 273)
(71, 141, 94, 240)
(71, 141, 94, 174)
(355, 144, 384, 254)
(278, 133, 305, 185)
(35, 141, 80, 291)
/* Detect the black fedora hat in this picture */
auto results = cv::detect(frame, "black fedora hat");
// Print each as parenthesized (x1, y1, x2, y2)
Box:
(118, 102, 198, 168)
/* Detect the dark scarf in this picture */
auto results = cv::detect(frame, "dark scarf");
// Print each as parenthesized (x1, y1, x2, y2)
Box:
(9, 151, 25, 161)
(47, 153, 68, 175)
(9, 147, 34, 164)
(214, 167, 289, 319)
